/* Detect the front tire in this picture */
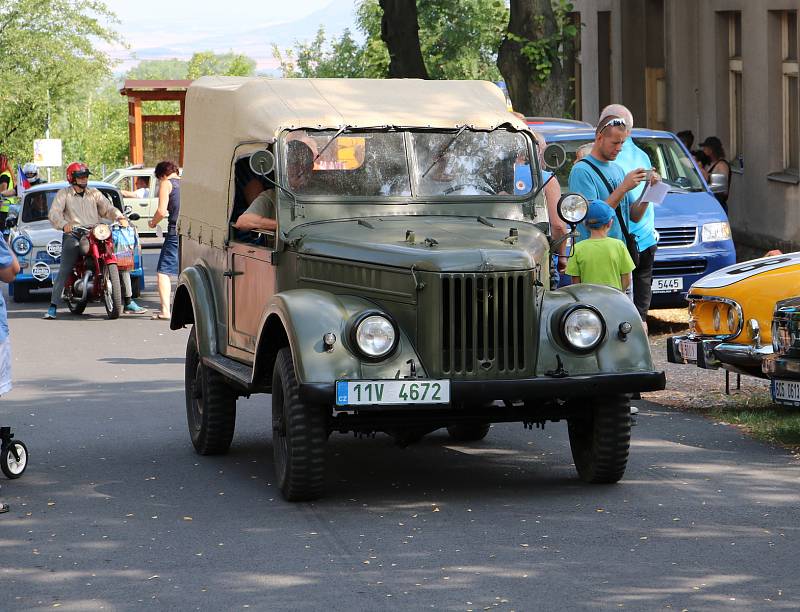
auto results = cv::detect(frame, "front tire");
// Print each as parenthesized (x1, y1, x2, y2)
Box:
(185, 327, 237, 454)
(568, 395, 631, 484)
(103, 263, 123, 319)
(1, 441, 28, 479)
(272, 347, 327, 501)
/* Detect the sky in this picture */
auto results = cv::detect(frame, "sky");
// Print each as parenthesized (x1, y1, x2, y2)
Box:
(100, 0, 361, 74)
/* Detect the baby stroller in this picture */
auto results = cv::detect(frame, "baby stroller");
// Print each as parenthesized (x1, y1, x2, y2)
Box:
(1, 426, 27, 479)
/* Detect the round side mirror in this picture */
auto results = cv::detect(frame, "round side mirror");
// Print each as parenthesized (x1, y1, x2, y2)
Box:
(249, 150, 275, 177)
(542, 143, 567, 170)
(557, 193, 589, 225)
(128, 213, 141, 221)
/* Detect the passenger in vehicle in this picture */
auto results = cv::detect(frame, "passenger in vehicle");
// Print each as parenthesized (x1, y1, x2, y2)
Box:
(26, 194, 49, 222)
(120, 177, 150, 199)
(287, 140, 315, 192)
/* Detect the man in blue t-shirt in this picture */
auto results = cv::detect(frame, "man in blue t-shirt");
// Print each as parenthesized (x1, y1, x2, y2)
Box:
(567, 115, 653, 318)
(599, 104, 659, 323)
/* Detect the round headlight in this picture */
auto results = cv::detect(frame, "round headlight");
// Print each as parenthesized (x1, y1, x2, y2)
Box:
(11, 235, 32, 256)
(713, 305, 721, 332)
(562, 307, 605, 352)
(557, 193, 589, 225)
(93, 224, 111, 241)
(354, 315, 397, 359)
(726, 306, 737, 333)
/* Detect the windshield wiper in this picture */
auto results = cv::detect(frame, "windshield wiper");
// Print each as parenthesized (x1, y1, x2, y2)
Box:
(311, 125, 349, 167)
(421, 125, 467, 179)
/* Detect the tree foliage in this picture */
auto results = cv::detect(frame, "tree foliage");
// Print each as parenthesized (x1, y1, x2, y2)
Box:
(125, 59, 189, 81)
(0, 0, 120, 163)
(186, 51, 256, 79)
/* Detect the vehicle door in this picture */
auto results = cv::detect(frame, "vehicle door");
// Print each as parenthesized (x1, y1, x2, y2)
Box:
(225, 150, 278, 355)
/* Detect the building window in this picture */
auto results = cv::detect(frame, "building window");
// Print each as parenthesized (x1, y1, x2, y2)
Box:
(782, 11, 799, 173)
(728, 12, 743, 162)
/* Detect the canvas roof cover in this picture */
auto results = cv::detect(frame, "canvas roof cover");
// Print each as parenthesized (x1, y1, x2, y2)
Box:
(181, 77, 527, 232)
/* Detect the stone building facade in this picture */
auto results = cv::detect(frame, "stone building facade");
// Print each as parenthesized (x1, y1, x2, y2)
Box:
(571, 0, 800, 252)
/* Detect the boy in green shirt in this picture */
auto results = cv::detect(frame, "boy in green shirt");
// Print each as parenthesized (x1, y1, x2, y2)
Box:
(566, 199, 636, 291)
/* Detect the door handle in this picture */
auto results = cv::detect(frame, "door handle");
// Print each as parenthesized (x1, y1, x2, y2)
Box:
(223, 269, 244, 278)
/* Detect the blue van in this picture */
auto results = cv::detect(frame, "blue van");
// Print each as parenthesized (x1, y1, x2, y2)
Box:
(529, 119, 736, 307)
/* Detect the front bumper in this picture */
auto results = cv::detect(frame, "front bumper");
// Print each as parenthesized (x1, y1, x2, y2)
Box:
(300, 370, 666, 406)
(762, 353, 800, 379)
(666, 335, 772, 377)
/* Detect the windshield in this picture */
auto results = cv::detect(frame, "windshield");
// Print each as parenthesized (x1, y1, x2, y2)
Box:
(283, 130, 411, 197)
(281, 128, 534, 199)
(550, 135, 705, 192)
(21, 188, 122, 223)
(411, 130, 532, 197)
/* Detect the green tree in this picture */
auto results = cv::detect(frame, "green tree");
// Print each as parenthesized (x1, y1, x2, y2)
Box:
(186, 51, 256, 79)
(273, 27, 375, 78)
(125, 59, 189, 81)
(0, 0, 120, 163)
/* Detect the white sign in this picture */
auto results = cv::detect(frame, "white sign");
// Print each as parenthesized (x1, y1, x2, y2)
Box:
(33, 139, 63, 167)
(46, 240, 62, 259)
(31, 262, 51, 282)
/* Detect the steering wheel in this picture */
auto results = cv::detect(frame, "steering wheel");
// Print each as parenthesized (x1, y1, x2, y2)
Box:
(443, 183, 496, 195)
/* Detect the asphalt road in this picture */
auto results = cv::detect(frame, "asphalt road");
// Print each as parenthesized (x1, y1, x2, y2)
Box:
(2, 251, 800, 611)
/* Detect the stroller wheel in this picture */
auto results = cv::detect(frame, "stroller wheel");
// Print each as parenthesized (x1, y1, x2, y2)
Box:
(1, 441, 28, 479)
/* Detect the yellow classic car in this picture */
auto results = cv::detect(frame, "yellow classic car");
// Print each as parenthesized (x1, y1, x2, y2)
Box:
(667, 252, 800, 377)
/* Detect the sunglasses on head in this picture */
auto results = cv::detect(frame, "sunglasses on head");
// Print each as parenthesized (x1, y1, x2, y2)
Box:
(598, 117, 627, 134)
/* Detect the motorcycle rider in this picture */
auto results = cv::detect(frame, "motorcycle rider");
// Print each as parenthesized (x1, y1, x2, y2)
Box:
(44, 162, 146, 319)
(0, 154, 16, 227)
(22, 163, 46, 187)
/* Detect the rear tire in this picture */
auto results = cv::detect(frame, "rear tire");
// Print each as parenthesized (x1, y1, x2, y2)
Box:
(103, 263, 123, 319)
(568, 395, 631, 484)
(64, 285, 87, 315)
(272, 347, 327, 501)
(447, 423, 491, 442)
(185, 327, 237, 454)
(12, 282, 29, 303)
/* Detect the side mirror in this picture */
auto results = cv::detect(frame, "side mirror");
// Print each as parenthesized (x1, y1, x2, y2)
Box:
(557, 193, 589, 226)
(5, 216, 16, 229)
(542, 143, 567, 170)
(249, 150, 275, 177)
(128, 213, 141, 221)
(123, 204, 133, 215)
(709, 173, 728, 194)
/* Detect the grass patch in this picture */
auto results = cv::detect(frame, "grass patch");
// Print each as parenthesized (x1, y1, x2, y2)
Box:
(706, 399, 800, 447)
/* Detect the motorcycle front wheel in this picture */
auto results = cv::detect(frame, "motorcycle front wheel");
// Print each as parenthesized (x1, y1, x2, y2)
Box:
(103, 263, 123, 319)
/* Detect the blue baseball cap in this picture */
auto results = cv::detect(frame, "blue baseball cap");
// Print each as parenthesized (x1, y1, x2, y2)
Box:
(585, 199, 614, 228)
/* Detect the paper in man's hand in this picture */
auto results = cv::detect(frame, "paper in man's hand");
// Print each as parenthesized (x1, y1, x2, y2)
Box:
(639, 180, 669, 205)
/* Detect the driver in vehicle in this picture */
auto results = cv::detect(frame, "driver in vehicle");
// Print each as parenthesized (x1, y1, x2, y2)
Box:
(44, 162, 143, 319)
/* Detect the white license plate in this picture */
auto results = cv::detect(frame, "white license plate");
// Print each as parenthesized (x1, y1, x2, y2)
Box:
(335, 380, 450, 406)
(771, 379, 800, 405)
(652, 276, 684, 293)
(678, 340, 698, 361)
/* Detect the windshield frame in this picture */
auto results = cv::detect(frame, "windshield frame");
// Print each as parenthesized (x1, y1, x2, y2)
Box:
(277, 127, 540, 203)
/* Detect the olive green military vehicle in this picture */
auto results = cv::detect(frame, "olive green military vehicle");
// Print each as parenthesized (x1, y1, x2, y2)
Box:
(171, 77, 665, 501)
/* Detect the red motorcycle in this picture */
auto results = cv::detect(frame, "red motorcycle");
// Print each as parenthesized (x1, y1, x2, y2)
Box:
(63, 221, 130, 319)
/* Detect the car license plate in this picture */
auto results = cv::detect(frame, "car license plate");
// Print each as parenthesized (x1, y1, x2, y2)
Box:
(652, 277, 683, 293)
(335, 380, 450, 406)
(771, 379, 800, 405)
(678, 339, 698, 362)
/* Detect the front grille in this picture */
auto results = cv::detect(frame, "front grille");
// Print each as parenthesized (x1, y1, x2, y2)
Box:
(440, 272, 527, 375)
(657, 226, 697, 247)
(654, 259, 706, 276)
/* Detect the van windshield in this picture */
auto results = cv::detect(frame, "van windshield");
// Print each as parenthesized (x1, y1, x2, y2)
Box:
(282, 128, 533, 198)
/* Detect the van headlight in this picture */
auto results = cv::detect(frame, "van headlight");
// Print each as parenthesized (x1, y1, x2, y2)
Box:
(561, 306, 605, 352)
(701, 222, 731, 242)
(11, 235, 32, 256)
(93, 224, 112, 241)
(352, 313, 398, 360)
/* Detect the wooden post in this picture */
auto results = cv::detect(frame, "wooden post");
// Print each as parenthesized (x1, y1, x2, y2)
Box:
(179, 97, 186, 167)
(128, 97, 143, 166)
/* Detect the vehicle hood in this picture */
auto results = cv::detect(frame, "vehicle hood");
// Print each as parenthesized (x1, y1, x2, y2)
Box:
(14, 221, 61, 246)
(654, 190, 726, 228)
(287, 216, 549, 272)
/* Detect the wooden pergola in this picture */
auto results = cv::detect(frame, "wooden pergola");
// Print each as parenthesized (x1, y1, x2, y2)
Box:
(119, 80, 192, 167)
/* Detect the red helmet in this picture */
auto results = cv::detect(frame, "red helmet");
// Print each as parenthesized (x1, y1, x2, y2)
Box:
(66, 162, 92, 184)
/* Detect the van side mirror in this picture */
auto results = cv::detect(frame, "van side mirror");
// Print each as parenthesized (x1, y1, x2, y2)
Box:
(709, 173, 728, 194)
(542, 143, 567, 170)
(249, 150, 275, 177)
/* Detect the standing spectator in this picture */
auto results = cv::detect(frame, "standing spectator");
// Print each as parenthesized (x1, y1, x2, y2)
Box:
(148, 161, 180, 320)
(566, 199, 635, 292)
(575, 142, 593, 162)
(676, 130, 695, 152)
(567, 115, 649, 247)
(0, 234, 20, 513)
(599, 104, 659, 325)
(0, 154, 16, 227)
(699, 136, 731, 213)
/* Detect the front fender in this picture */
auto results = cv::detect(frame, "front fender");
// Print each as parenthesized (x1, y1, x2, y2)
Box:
(170, 265, 217, 356)
(537, 283, 653, 376)
(260, 289, 424, 385)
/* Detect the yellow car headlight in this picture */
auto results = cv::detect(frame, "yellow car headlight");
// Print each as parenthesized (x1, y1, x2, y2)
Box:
(713, 305, 721, 332)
